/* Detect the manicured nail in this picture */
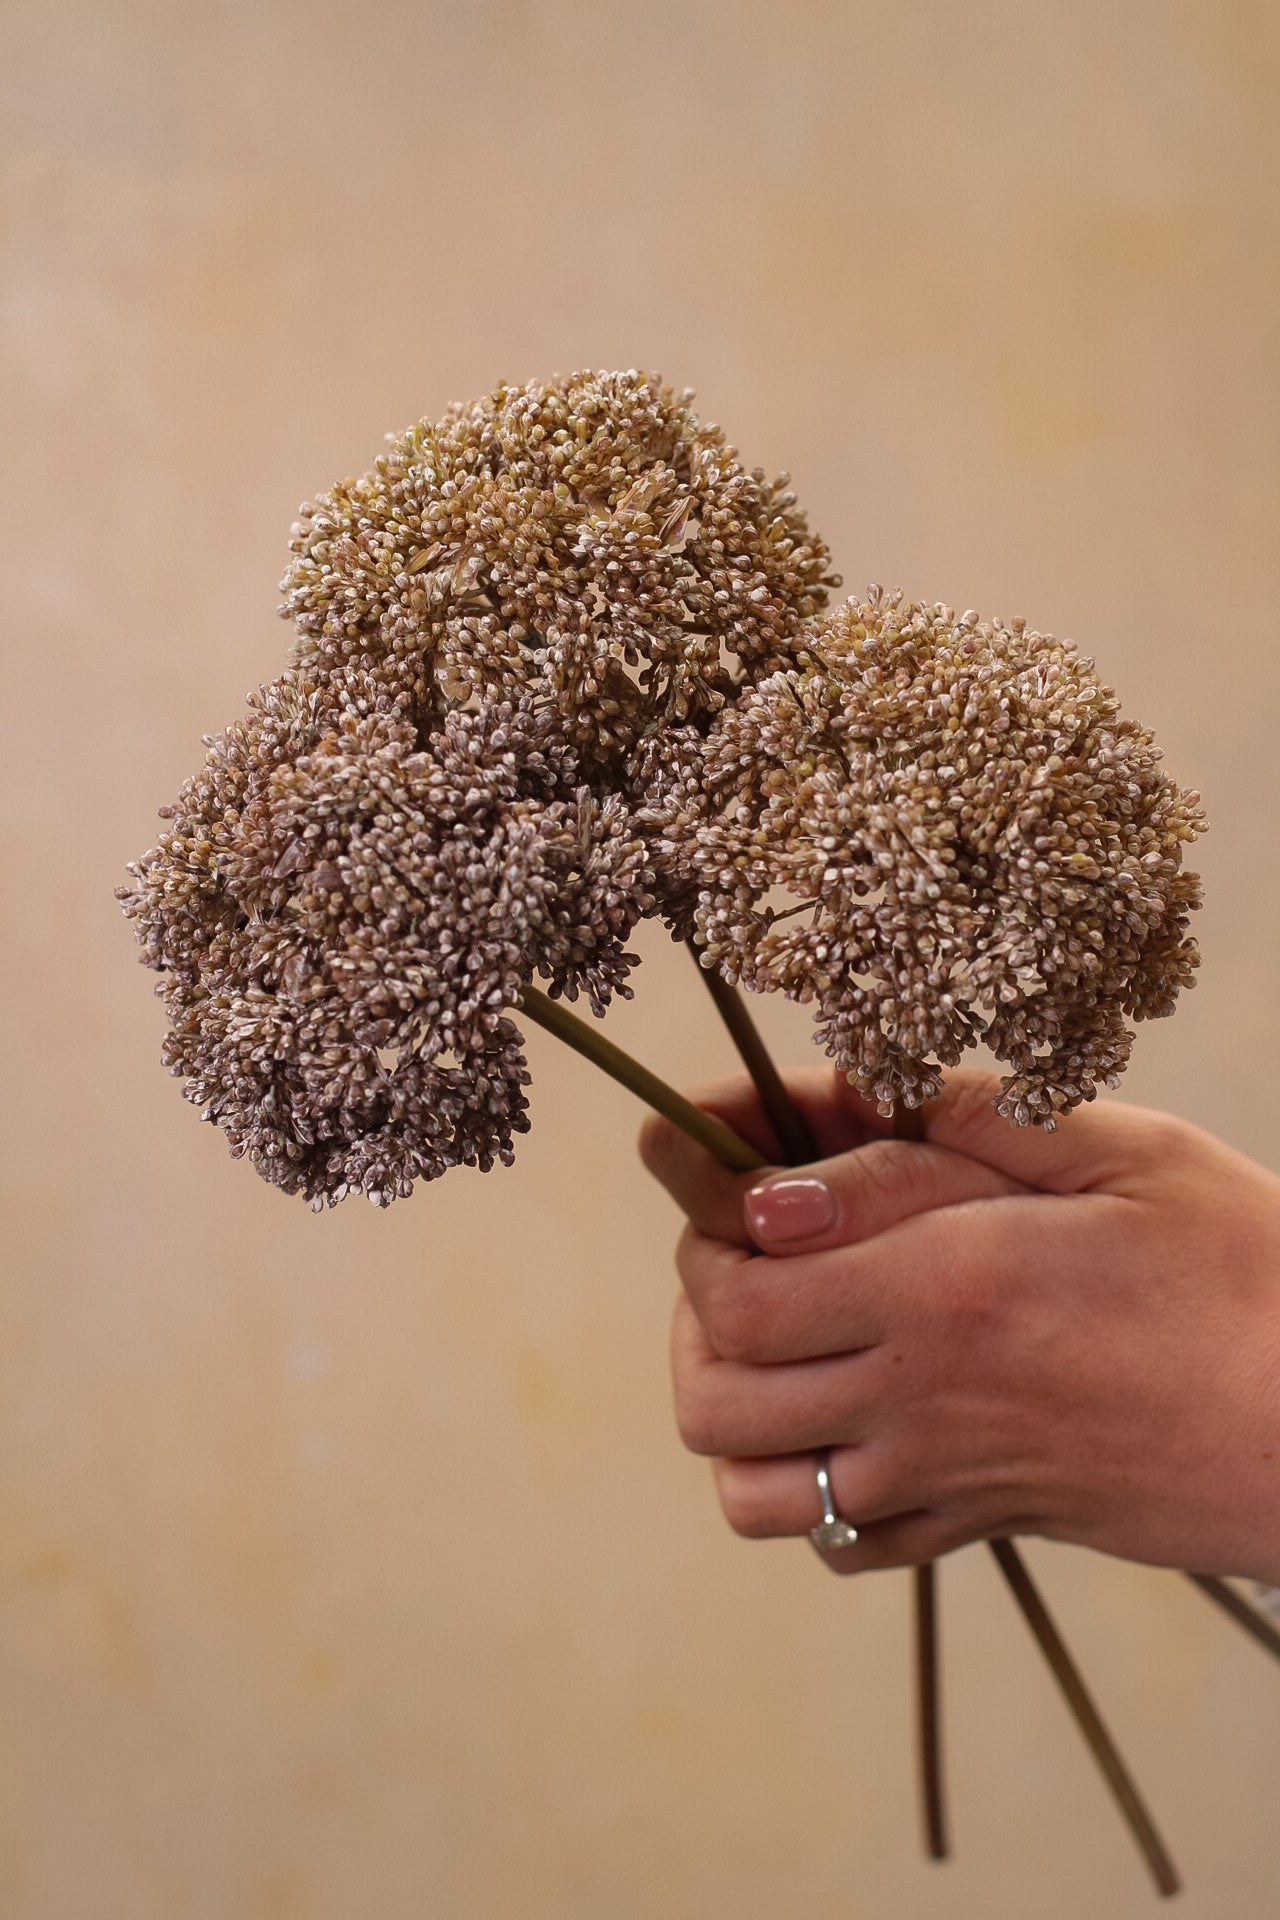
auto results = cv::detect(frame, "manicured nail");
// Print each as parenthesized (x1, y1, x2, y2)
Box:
(745, 1175, 837, 1245)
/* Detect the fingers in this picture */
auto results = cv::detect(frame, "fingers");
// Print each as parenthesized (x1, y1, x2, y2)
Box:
(711, 1452, 993, 1572)
(920, 1070, 1155, 1194)
(670, 1292, 883, 1456)
(640, 1066, 892, 1172)
(641, 1136, 760, 1250)
(814, 1512, 980, 1575)
(676, 1226, 888, 1361)
(713, 1448, 912, 1532)
(639, 1064, 1166, 1230)
(743, 1137, 1028, 1254)
(638, 1066, 893, 1248)
(642, 1081, 1028, 1253)
(676, 1193, 1023, 1365)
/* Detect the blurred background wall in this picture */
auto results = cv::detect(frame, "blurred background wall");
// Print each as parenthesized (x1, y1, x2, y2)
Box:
(3, 2, 1279, 1915)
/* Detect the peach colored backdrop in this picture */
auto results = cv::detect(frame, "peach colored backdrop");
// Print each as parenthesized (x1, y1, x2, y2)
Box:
(3, 3, 1279, 1916)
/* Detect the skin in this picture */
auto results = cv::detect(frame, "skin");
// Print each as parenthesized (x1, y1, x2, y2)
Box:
(638, 1069, 1280, 1585)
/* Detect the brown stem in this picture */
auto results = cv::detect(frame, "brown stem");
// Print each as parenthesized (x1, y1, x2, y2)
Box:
(914, 1561, 948, 1861)
(989, 1539, 1180, 1898)
(891, 1103, 948, 1862)
(689, 951, 949, 1864)
(1187, 1573, 1280, 1665)
(538, 957, 1183, 1892)
(516, 985, 767, 1175)
(690, 947, 819, 1164)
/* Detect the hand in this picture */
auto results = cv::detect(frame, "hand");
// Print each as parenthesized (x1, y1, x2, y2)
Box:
(639, 1069, 1280, 1582)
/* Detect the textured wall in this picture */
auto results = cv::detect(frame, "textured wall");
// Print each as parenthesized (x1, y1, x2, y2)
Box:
(3, 2, 1279, 1915)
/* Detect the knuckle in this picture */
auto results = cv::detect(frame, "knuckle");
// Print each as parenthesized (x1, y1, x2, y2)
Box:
(672, 1377, 722, 1456)
(715, 1460, 775, 1538)
(637, 1111, 680, 1181)
(898, 1223, 1007, 1350)
(700, 1271, 771, 1365)
(674, 1222, 712, 1291)
(1141, 1109, 1195, 1162)
(842, 1445, 907, 1520)
(934, 1239, 1002, 1328)
(935, 1071, 1005, 1155)
(852, 1137, 936, 1215)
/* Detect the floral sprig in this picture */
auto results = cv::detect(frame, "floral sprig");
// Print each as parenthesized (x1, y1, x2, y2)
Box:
(119, 679, 654, 1206)
(118, 374, 1252, 1898)
(280, 369, 839, 763)
(652, 588, 1205, 1123)
(121, 377, 1204, 1204)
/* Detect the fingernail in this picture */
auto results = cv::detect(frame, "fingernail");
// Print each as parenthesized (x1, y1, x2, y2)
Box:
(745, 1175, 837, 1245)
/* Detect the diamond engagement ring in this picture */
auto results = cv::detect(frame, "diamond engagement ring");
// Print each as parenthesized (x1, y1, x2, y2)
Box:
(810, 1448, 859, 1551)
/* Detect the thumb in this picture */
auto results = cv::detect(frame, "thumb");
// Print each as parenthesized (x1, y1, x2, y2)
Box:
(915, 1069, 1138, 1194)
(743, 1131, 1028, 1255)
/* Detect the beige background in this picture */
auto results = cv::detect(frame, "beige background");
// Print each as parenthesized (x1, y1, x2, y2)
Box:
(4, 2, 1280, 1915)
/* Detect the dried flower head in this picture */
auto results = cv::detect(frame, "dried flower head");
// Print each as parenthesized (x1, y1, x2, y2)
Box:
(280, 370, 837, 757)
(119, 677, 654, 1206)
(653, 589, 1205, 1124)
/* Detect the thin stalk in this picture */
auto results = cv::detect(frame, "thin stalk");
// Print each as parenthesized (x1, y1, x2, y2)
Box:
(691, 948, 820, 1165)
(889, 1100, 948, 1862)
(989, 1539, 1180, 1898)
(690, 968, 1189, 1889)
(524, 966, 1182, 1894)
(516, 985, 767, 1175)
(1187, 1573, 1280, 1665)
(690, 952, 948, 1863)
(914, 1561, 948, 1861)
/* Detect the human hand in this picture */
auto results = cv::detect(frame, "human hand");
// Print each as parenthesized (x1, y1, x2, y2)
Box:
(639, 1070, 1280, 1583)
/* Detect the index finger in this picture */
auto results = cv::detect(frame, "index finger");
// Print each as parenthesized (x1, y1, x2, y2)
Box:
(638, 1068, 891, 1249)
(642, 1112, 1028, 1255)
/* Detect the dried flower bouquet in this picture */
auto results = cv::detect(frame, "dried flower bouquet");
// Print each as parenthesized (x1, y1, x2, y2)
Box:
(120, 372, 1279, 1894)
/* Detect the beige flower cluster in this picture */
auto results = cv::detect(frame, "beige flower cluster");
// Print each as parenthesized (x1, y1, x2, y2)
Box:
(651, 589, 1205, 1123)
(119, 680, 654, 1206)
(280, 368, 837, 762)
(121, 372, 838, 1205)
(121, 375, 1205, 1206)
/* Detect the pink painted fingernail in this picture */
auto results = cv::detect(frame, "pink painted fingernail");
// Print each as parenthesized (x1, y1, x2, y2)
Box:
(745, 1175, 837, 1245)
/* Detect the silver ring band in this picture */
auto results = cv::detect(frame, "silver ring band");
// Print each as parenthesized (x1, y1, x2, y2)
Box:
(810, 1448, 859, 1551)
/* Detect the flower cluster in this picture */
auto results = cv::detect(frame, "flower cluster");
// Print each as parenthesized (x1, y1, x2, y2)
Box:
(121, 372, 839, 1205)
(122, 375, 1206, 1206)
(651, 589, 1205, 1124)
(280, 369, 837, 762)
(119, 678, 654, 1206)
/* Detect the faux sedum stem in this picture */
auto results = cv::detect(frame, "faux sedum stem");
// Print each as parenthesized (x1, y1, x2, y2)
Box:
(990, 1540, 1180, 1898)
(516, 986, 767, 1175)
(692, 949, 820, 1164)
(1187, 1573, 1280, 1665)
(693, 958, 949, 1865)
(689, 961, 1188, 1887)
(885, 1102, 948, 1863)
(913, 1563, 947, 1861)
(526, 962, 1201, 1901)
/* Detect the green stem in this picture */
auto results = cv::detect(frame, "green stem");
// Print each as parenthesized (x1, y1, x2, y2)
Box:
(516, 985, 767, 1176)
